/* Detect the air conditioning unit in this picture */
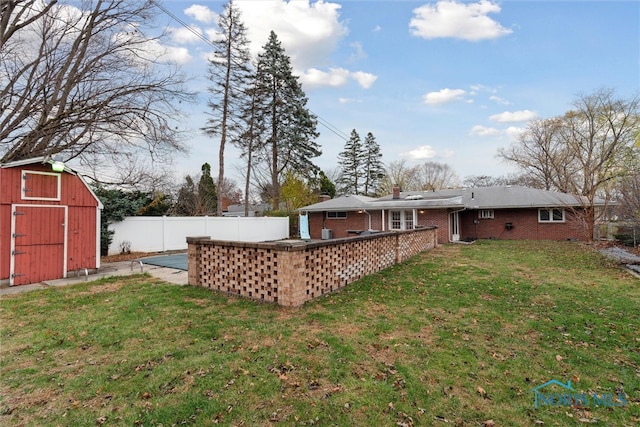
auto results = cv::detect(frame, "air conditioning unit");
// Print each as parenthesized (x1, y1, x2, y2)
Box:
(321, 228, 332, 240)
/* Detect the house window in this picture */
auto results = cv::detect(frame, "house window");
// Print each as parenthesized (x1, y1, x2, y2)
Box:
(478, 209, 494, 219)
(22, 170, 61, 201)
(389, 210, 415, 230)
(539, 208, 564, 223)
(326, 211, 347, 219)
(391, 211, 401, 229)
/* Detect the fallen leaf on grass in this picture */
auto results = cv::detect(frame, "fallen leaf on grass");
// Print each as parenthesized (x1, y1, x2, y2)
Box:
(477, 386, 490, 399)
(556, 355, 563, 362)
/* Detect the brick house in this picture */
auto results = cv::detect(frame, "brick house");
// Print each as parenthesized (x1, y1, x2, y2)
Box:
(300, 186, 604, 244)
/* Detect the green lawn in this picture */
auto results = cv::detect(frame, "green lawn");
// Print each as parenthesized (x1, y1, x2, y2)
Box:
(1, 240, 638, 426)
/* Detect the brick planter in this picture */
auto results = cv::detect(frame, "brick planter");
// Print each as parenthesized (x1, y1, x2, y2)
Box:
(187, 227, 437, 307)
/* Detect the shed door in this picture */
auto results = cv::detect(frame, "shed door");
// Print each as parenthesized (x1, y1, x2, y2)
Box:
(11, 206, 66, 286)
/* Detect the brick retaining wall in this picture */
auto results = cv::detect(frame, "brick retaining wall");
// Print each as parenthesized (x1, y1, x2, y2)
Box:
(187, 227, 437, 307)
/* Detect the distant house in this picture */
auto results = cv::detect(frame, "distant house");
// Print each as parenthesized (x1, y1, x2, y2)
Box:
(299, 186, 605, 244)
(223, 202, 271, 217)
(1, 157, 103, 286)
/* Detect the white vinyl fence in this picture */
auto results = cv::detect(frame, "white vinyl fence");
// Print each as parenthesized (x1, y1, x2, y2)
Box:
(108, 216, 289, 255)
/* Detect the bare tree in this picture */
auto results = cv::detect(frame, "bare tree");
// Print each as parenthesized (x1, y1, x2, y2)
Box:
(1, 1, 192, 175)
(462, 173, 532, 188)
(416, 161, 459, 190)
(498, 118, 574, 191)
(203, 0, 252, 216)
(618, 174, 640, 221)
(379, 160, 420, 194)
(498, 89, 640, 240)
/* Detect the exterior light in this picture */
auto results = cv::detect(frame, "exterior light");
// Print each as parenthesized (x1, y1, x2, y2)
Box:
(51, 160, 65, 172)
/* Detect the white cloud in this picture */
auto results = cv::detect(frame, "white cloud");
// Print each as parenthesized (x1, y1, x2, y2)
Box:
(300, 67, 350, 88)
(339, 98, 361, 104)
(489, 95, 510, 105)
(440, 149, 456, 159)
(489, 110, 537, 123)
(113, 31, 192, 65)
(505, 126, 525, 140)
(469, 125, 500, 137)
(184, 5, 218, 24)
(204, 28, 223, 43)
(299, 68, 378, 89)
(423, 88, 466, 105)
(351, 71, 377, 89)
(168, 26, 204, 44)
(349, 41, 367, 62)
(236, 0, 348, 70)
(405, 145, 436, 160)
(183, 1, 376, 92)
(410, 0, 512, 41)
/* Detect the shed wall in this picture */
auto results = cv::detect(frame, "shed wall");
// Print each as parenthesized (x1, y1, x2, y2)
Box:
(1, 163, 100, 284)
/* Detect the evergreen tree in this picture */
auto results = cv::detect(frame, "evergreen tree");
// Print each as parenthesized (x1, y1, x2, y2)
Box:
(362, 132, 384, 196)
(254, 31, 321, 210)
(337, 129, 365, 195)
(203, 1, 252, 216)
(318, 171, 336, 198)
(172, 164, 218, 216)
(238, 63, 268, 216)
(197, 163, 217, 215)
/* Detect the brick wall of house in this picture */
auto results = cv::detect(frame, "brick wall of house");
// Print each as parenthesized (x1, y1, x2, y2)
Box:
(416, 209, 450, 244)
(187, 227, 437, 307)
(308, 211, 385, 239)
(459, 208, 586, 241)
(308, 209, 450, 244)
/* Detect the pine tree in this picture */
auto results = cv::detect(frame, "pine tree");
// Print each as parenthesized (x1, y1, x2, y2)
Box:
(238, 69, 268, 216)
(254, 31, 321, 210)
(318, 171, 336, 198)
(197, 163, 217, 215)
(203, 1, 252, 216)
(337, 129, 365, 195)
(363, 132, 385, 196)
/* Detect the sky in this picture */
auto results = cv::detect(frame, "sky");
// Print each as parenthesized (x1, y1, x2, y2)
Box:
(154, 0, 640, 186)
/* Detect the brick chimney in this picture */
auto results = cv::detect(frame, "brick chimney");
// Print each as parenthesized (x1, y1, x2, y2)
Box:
(392, 185, 400, 200)
(318, 194, 331, 203)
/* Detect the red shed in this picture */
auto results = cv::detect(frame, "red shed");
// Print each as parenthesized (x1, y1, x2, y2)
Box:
(0, 157, 103, 286)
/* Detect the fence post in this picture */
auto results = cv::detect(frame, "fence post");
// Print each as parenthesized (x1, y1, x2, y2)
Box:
(162, 216, 167, 252)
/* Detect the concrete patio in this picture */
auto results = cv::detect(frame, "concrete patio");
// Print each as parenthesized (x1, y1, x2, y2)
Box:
(0, 254, 188, 296)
